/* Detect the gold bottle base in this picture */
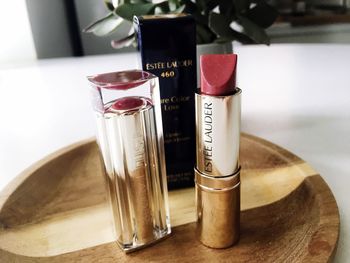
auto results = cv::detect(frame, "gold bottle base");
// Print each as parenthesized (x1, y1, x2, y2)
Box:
(195, 168, 240, 249)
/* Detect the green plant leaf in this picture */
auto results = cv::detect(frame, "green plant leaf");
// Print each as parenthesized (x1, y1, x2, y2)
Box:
(206, 0, 220, 11)
(156, 1, 170, 13)
(215, 34, 253, 44)
(115, 3, 157, 21)
(182, 0, 197, 14)
(111, 33, 135, 49)
(104, 0, 115, 11)
(129, 0, 148, 3)
(166, 0, 186, 13)
(233, 0, 249, 12)
(172, 4, 186, 14)
(196, 0, 207, 12)
(237, 15, 270, 44)
(208, 12, 234, 38)
(245, 2, 278, 28)
(218, 0, 235, 18)
(167, 0, 177, 11)
(196, 24, 215, 44)
(192, 11, 209, 25)
(209, 12, 256, 44)
(83, 13, 124, 36)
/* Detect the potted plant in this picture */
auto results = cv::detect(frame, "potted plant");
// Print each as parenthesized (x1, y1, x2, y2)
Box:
(84, 0, 278, 49)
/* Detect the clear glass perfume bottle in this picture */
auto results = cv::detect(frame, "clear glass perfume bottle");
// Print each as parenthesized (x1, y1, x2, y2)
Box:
(87, 70, 171, 252)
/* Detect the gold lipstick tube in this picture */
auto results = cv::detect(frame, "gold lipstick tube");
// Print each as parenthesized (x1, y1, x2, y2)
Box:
(195, 88, 241, 248)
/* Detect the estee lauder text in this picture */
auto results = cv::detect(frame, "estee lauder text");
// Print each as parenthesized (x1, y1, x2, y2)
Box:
(146, 59, 193, 70)
(203, 103, 213, 173)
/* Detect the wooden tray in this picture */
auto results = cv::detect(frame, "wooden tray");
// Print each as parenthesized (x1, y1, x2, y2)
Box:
(0, 134, 339, 262)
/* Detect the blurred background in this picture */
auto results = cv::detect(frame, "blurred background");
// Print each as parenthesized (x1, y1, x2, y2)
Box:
(1, 0, 350, 67)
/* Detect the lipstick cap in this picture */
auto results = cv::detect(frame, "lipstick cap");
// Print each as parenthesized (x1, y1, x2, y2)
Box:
(87, 70, 171, 252)
(195, 168, 240, 248)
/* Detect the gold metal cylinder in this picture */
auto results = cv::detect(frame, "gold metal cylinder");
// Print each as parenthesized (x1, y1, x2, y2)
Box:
(195, 169, 240, 248)
(195, 89, 241, 248)
(195, 90, 241, 177)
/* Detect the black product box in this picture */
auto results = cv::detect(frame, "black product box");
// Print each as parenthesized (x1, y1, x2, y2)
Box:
(134, 15, 196, 189)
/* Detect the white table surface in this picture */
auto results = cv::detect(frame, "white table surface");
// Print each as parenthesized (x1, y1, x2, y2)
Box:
(0, 44, 349, 262)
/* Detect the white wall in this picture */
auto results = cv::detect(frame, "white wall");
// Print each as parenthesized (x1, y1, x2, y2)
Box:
(0, 0, 36, 66)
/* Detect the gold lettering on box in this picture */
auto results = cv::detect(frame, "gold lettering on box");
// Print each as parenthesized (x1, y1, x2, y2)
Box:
(146, 62, 166, 70)
(147, 59, 193, 73)
(166, 59, 193, 69)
